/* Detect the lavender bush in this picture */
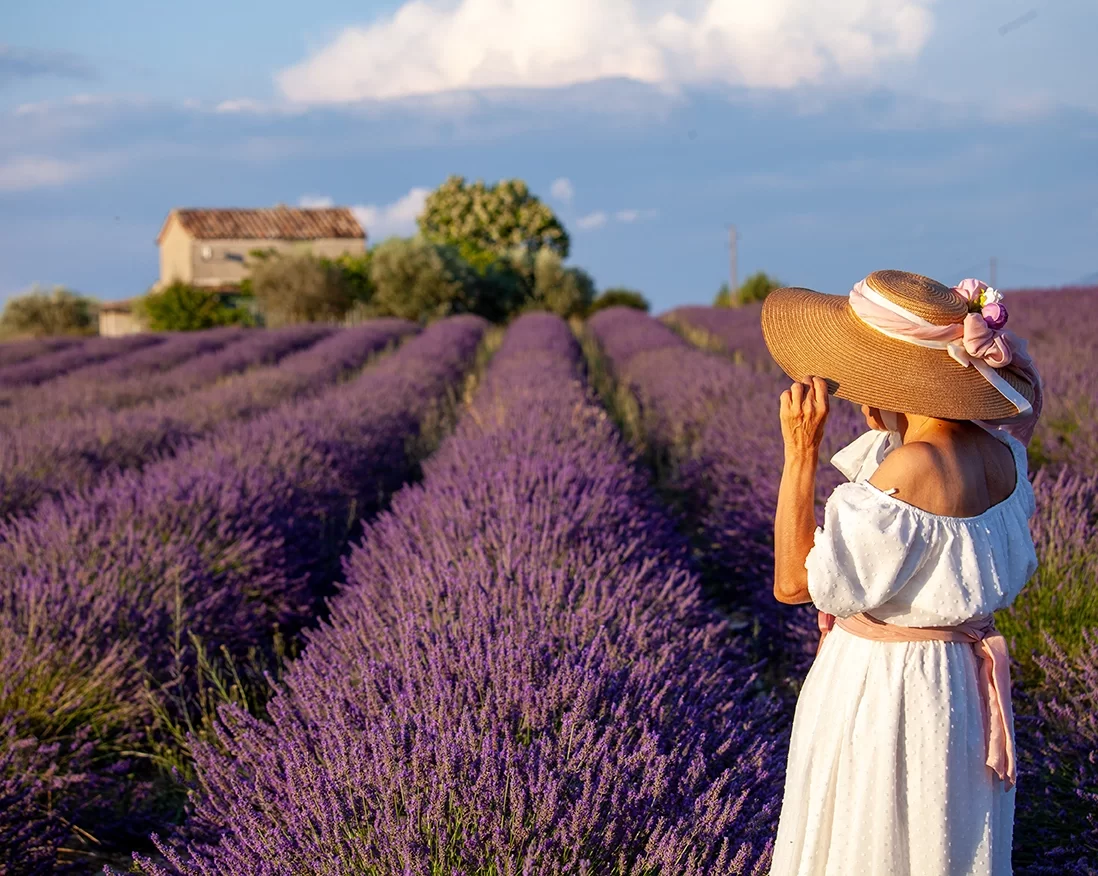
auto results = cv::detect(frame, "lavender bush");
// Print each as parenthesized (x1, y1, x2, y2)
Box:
(0, 317, 486, 870)
(0, 334, 83, 369)
(133, 313, 781, 876)
(0, 333, 163, 389)
(662, 301, 771, 365)
(587, 307, 863, 678)
(0, 322, 413, 520)
(1014, 630, 1098, 873)
(0, 325, 251, 428)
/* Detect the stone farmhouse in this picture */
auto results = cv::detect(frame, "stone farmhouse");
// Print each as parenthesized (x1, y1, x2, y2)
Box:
(99, 205, 366, 336)
(155, 204, 366, 289)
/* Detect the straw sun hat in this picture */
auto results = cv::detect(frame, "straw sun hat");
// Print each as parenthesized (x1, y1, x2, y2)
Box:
(760, 270, 1038, 422)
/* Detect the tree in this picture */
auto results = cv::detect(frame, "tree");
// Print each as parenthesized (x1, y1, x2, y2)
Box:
(736, 271, 781, 305)
(0, 286, 97, 337)
(508, 248, 595, 319)
(418, 176, 570, 259)
(589, 287, 650, 314)
(249, 252, 355, 326)
(137, 282, 253, 331)
(330, 251, 374, 309)
(714, 272, 781, 308)
(368, 237, 479, 323)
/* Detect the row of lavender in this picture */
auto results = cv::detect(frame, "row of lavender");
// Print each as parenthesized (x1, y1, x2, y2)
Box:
(602, 293, 1098, 872)
(0, 325, 246, 428)
(0, 333, 84, 370)
(0, 333, 165, 390)
(0, 323, 425, 520)
(0, 318, 487, 872)
(125, 313, 781, 875)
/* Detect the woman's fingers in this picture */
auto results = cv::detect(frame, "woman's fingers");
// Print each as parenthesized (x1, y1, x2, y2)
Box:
(811, 376, 829, 410)
(790, 381, 804, 409)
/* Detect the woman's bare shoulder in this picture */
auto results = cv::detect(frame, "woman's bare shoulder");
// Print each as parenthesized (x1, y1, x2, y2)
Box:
(867, 443, 941, 492)
(867, 433, 1015, 516)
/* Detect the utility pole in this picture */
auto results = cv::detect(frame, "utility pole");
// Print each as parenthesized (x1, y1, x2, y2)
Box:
(729, 225, 738, 294)
(989, 256, 998, 287)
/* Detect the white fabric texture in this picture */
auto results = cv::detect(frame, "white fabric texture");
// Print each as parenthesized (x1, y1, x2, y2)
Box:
(770, 427, 1039, 876)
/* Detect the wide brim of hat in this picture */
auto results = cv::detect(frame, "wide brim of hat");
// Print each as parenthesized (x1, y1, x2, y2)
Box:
(760, 286, 1036, 421)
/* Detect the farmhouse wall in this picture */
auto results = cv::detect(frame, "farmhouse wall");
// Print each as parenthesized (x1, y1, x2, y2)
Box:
(158, 217, 194, 285)
(188, 237, 366, 287)
(98, 309, 144, 337)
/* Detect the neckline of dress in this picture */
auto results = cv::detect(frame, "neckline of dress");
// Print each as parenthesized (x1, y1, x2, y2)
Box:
(860, 428, 1025, 523)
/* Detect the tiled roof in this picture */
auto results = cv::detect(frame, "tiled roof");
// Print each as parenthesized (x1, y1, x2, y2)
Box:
(99, 298, 135, 313)
(157, 206, 365, 243)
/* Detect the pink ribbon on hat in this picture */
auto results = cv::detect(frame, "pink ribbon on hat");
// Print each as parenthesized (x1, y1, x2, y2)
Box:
(848, 277, 1043, 445)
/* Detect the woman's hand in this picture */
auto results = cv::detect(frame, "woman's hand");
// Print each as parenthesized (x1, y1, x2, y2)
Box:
(780, 376, 830, 461)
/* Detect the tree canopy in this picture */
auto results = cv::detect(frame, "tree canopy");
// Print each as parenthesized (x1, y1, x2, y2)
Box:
(368, 238, 478, 323)
(714, 272, 782, 307)
(418, 176, 571, 260)
(249, 252, 355, 326)
(0, 286, 97, 337)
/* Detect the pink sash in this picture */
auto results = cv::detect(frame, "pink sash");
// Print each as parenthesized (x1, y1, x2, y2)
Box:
(817, 609, 1017, 789)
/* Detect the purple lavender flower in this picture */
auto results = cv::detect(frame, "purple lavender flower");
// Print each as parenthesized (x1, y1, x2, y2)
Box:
(127, 313, 781, 876)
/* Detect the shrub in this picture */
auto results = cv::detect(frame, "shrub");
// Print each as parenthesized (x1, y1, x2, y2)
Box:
(368, 237, 478, 322)
(589, 287, 650, 314)
(138, 283, 253, 332)
(330, 251, 374, 309)
(0, 285, 97, 338)
(249, 253, 355, 326)
(716, 272, 782, 308)
(507, 247, 595, 319)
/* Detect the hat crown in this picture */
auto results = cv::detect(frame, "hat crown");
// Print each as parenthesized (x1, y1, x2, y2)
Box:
(865, 270, 969, 326)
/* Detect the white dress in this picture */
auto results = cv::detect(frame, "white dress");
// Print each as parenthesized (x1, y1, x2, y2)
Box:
(770, 426, 1039, 876)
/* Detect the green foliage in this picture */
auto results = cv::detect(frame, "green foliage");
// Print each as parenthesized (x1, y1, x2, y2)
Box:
(531, 249, 596, 319)
(368, 237, 479, 323)
(589, 287, 650, 314)
(137, 282, 254, 332)
(419, 175, 571, 259)
(0, 285, 97, 337)
(249, 252, 355, 326)
(737, 271, 781, 304)
(716, 272, 782, 308)
(330, 250, 374, 308)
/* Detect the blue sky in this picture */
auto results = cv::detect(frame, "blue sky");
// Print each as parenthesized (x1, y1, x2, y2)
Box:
(2, 0, 1096, 313)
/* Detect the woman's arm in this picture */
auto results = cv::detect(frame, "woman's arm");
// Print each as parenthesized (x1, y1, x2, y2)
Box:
(773, 376, 829, 605)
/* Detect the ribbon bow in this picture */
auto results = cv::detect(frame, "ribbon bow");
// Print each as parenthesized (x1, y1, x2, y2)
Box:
(848, 277, 1043, 444)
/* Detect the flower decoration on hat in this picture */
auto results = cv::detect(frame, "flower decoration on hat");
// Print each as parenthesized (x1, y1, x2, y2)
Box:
(953, 278, 1008, 331)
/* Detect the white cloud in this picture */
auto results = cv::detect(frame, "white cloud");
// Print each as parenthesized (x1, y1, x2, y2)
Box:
(615, 208, 658, 223)
(298, 194, 335, 208)
(550, 177, 574, 204)
(215, 98, 269, 114)
(577, 211, 608, 230)
(351, 187, 431, 240)
(0, 156, 84, 191)
(276, 0, 935, 104)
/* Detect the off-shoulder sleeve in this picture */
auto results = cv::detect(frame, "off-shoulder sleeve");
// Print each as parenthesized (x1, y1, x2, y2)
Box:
(805, 482, 930, 618)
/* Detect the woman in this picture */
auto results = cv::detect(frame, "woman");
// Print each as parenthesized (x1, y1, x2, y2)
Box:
(759, 270, 1044, 876)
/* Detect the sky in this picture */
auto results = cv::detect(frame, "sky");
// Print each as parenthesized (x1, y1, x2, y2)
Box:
(2, 0, 1096, 314)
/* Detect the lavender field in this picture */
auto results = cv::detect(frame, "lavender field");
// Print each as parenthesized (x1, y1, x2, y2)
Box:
(1, 297, 1095, 874)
